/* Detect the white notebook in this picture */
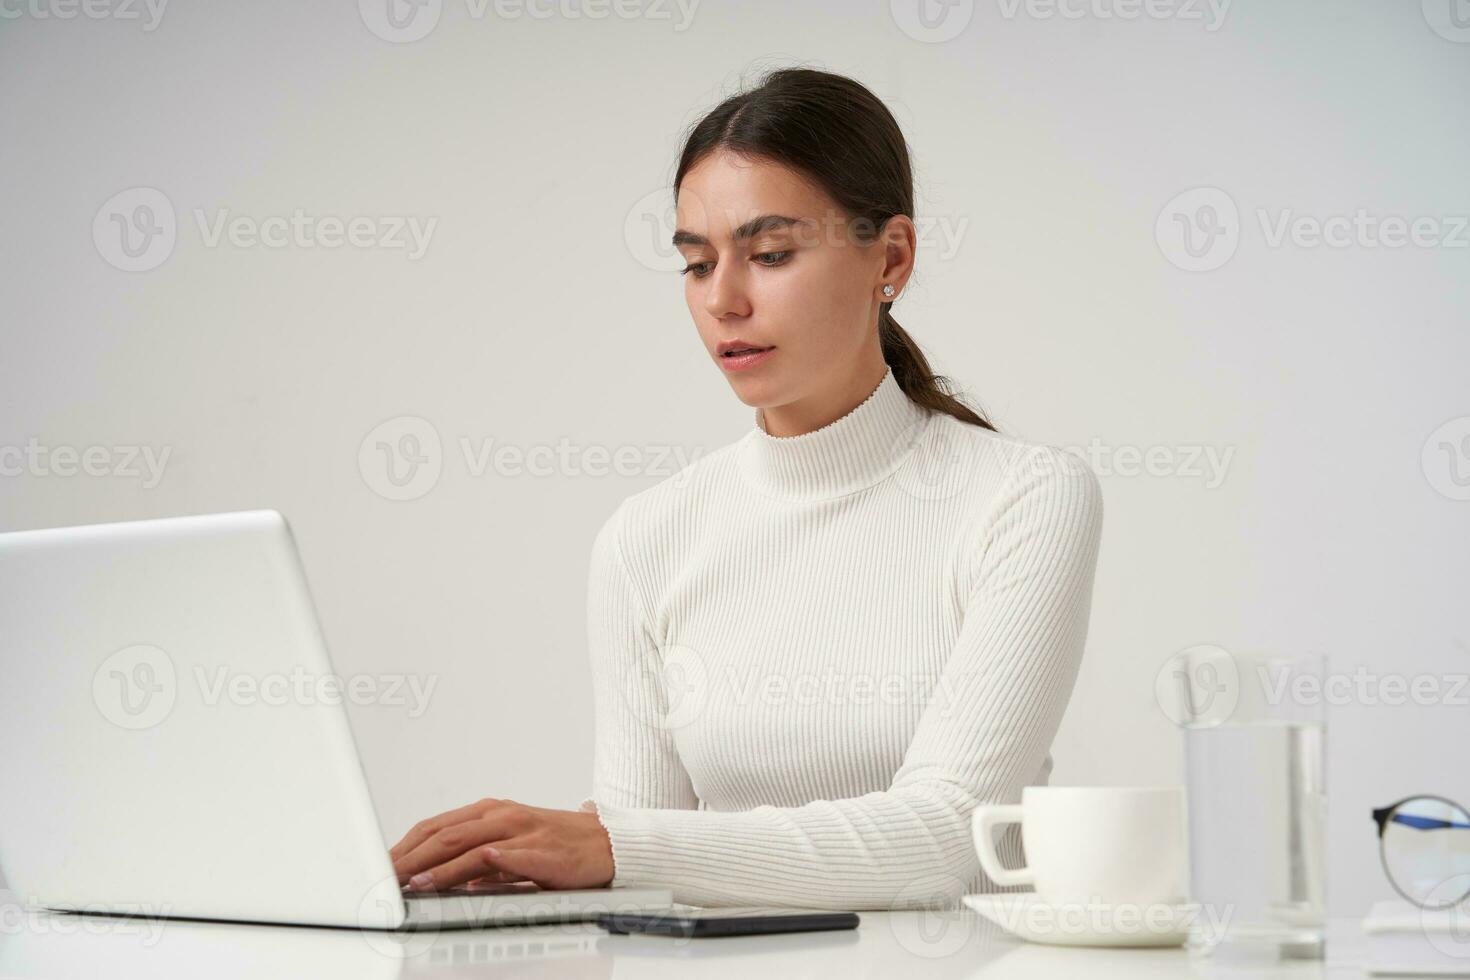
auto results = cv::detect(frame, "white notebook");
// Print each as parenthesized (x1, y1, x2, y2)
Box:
(1362, 900, 1470, 976)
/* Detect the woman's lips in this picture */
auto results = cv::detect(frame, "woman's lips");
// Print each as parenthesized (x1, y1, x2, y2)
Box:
(719, 346, 776, 372)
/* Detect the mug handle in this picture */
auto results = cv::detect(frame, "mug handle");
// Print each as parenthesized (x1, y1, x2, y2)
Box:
(972, 804, 1034, 888)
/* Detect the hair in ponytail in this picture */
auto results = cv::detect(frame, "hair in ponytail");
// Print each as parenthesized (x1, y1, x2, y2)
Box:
(673, 65, 997, 432)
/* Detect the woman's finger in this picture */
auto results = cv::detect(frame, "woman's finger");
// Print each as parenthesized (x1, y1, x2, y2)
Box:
(394, 812, 519, 884)
(388, 798, 510, 862)
(466, 871, 530, 886)
(468, 846, 547, 886)
(405, 840, 534, 893)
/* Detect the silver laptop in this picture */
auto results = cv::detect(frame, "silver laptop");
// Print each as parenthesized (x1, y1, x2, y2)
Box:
(0, 509, 672, 931)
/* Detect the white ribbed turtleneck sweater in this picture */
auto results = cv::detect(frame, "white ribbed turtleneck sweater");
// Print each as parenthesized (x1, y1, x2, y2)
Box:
(579, 366, 1104, 910)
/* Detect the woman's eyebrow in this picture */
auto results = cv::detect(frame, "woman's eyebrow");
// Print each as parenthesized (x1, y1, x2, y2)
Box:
(672, 213, 807, 248)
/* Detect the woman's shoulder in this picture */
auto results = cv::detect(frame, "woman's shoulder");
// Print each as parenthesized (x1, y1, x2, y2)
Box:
(591, 415, 1103, 560)
(588, 435, 745, 551)
(912, 412, 1104, 514)
(915, 417, 1104, 599)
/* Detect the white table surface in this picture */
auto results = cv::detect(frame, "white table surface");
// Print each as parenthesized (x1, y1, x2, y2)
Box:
(0, 897, 1379, 980)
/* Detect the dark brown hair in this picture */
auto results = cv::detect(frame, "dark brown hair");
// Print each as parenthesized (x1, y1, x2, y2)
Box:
(672, 66, 997, 432)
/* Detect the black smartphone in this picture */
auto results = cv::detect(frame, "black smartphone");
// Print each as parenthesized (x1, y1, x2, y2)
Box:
(596, 907, 860, 938)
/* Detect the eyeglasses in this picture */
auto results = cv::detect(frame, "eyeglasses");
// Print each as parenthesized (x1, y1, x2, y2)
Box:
(1371, 795, 1470, 909)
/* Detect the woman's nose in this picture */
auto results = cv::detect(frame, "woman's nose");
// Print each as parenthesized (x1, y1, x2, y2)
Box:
(702, 264, 752, 320)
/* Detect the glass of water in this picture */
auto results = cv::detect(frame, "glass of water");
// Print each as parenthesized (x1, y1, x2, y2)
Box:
(1163, 645, 1327, 960)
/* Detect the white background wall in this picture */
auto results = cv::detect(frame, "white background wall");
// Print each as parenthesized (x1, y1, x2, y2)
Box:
(1, 0, 1466, 917)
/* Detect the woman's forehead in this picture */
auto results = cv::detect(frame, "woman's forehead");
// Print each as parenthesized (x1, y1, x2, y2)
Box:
(676, 156, 839, 241)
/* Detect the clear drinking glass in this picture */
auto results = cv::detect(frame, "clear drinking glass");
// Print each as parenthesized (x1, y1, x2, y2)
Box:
(1165, 645, 1328, 960)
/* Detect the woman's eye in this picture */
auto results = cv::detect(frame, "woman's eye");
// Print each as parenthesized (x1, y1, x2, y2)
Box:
(680, 251, 788, 279)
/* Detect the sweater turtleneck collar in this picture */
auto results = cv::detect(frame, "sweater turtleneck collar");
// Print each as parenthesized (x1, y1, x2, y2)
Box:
(736, 365, 934, 501)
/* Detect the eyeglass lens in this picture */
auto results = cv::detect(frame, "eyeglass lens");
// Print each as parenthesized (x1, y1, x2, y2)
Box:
(1382, 796, 1470, 909)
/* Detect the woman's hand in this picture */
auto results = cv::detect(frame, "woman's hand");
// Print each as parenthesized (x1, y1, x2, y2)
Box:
(389, 798, 614, 892)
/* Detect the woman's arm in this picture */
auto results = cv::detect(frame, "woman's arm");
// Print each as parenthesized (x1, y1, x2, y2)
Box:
(579, 498, 700, 813)
(583, 444, 1105, 909)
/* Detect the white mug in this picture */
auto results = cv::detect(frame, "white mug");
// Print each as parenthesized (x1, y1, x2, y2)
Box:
(971, 786, 1188, 906)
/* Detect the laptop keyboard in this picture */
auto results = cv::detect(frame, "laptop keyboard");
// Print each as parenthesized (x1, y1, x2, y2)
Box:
(402, 881, 542, 900)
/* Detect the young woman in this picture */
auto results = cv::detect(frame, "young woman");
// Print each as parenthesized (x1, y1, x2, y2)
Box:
(389, 67, 1104, 910)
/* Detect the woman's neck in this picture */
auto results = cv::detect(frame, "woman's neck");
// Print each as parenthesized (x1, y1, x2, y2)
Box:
(756, 355, 890, 438)
(739, 361, 934, 501)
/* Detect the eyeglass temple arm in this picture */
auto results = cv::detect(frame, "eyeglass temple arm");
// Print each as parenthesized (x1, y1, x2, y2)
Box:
(1373, 796, 1470, 835)
(1388, 813, 1470, 831)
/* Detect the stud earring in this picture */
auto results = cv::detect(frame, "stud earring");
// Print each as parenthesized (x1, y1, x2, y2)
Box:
(882, 284, 896, 298)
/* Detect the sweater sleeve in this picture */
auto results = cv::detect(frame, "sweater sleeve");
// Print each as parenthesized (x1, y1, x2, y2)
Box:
(578, 500, 700, 814)
(582, 445, 1104, 909)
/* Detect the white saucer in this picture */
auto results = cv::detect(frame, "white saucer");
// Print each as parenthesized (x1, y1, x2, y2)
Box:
(962, 892, 1197, 948)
